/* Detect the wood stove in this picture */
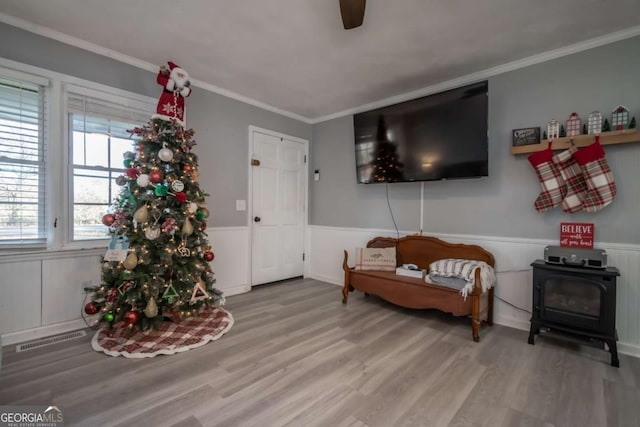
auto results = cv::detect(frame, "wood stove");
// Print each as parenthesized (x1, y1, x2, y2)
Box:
(528, 260, 620, 367)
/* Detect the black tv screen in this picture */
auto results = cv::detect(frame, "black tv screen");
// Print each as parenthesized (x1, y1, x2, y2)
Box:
(354, 81, 488, 183)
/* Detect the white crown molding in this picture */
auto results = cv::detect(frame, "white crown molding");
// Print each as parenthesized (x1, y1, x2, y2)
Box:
(0, 12, 313, 124)
(2, 11, 639, 125)
(0, 12, 156, 72)
(311, 25, 640, 124)
(189, 79, 311, 123)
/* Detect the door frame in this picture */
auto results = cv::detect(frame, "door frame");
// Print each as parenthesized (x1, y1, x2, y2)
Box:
(247, 125, 309, 288)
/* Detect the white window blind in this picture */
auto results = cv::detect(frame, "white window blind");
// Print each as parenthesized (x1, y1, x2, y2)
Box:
(0, 76, 46, 245)
(67, 94, 152, 138)
(68, 92, 152, 241)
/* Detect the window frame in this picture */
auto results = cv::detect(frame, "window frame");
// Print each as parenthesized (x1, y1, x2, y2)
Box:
(0, 59, 158, 254)
(0, 67, 49, 250)
(63, 84, 155, 248)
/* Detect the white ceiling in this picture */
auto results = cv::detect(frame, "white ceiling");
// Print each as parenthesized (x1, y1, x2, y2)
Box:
(1, 0, 640, 121)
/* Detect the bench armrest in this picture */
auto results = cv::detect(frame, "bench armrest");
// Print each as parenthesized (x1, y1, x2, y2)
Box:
(343, 250, 350, 272)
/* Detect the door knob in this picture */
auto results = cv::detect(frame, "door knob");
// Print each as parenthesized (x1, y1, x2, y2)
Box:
(254, 216, 261, 222)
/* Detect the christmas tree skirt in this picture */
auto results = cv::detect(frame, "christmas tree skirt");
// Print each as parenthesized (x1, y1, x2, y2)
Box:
(91, 307, 233, 358)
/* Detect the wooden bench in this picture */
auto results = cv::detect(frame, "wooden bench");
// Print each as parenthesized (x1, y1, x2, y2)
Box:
(342, 235, 495, 342)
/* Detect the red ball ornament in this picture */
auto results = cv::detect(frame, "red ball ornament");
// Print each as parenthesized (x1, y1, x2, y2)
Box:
(84, 302, 99, 315)
(148, 170, 164, 183)
(203, 251, 214, 262)
(126, 168, 140, 179)
(184, 164, 193, 173)
(175, 192, 187, 203)
(101, 214, 115, 226)
(123, 310, 140, 326)
(199, 221, 207, 232)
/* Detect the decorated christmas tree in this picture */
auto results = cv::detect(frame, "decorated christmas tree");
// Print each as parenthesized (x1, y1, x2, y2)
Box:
(84, 62, 224, 331)
(371, 116, 404, 182)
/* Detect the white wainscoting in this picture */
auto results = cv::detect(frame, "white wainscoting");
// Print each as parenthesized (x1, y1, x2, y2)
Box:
(307, 225, 640, 358)
(0, 259, 43, 335)
(0, 227, 250, 345)
(207, 227, 251, 297)
(0, 249, 103, 345)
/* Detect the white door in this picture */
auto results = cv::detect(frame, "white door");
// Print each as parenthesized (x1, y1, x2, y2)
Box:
(250, 128, 306, 286)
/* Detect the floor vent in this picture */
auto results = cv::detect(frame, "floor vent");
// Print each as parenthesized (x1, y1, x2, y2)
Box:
(16, 330, 87, 353)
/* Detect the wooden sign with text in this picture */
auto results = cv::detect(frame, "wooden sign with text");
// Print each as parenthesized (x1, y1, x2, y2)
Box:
(560, 222, 594, 249)
(512, 127, 541, 147)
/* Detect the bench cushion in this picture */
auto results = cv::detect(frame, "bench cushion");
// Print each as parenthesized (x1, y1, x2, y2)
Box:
(426, 273, 469, 291)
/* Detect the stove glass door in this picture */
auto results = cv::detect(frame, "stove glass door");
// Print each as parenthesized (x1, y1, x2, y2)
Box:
(541, 274, 604, 332)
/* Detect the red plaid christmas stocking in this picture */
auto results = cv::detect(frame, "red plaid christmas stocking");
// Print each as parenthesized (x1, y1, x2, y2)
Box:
(528, 143, 566, 212)
(573, 137, 616, 212)
(552, 146, 588, 213)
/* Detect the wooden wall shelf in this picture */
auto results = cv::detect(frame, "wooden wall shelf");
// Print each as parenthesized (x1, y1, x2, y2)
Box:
(511, 129, 639, 155)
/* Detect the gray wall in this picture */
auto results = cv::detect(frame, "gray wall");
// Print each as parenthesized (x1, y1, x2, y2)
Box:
(310, 36, 640, 244)
(188, 87, 310, 225)
(0, 23, 157, 97)
(0, 22, 311, 227)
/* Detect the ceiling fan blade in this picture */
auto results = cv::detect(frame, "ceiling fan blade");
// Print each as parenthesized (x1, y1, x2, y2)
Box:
(340, 0, 366, 29)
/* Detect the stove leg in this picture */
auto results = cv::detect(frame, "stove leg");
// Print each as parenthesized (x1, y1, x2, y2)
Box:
(607, 339, 620, 368)
(528, 327, 538, 345)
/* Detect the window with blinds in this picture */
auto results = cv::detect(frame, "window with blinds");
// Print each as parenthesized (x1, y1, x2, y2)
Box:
(68, 93, 152, 241)
(0, 76, 46, 245)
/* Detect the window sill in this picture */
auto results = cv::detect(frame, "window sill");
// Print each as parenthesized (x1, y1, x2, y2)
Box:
(0, 246, 106, 263)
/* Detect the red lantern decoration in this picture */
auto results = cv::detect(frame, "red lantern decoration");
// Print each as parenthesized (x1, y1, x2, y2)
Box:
(101, 214, 115, 226)
(148, 170, 164, 184)
(84, 302, 99, 315)
(126, 168, 140, 179)
(203, 251, 214, 262)
(123, 310, 140, 326)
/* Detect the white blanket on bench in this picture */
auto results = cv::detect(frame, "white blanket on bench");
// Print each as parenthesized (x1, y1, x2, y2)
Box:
(429, 259, 496, 299)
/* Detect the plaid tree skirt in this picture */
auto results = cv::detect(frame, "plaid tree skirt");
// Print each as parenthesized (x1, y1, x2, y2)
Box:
(92, 307, 234, 358)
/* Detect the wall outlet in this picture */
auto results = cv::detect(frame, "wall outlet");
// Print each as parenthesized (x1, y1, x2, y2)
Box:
(236, 200, 246, 211)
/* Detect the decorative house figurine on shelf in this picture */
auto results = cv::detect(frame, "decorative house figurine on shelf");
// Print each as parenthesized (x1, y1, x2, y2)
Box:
(547, 119, 559, 140)
(611, 105, 629, 131)
(566, 112, 581, 137)
(588, 111, 603, 135)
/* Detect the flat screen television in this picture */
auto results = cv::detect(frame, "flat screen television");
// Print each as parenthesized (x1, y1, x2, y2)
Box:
(353, 81, 488, 183)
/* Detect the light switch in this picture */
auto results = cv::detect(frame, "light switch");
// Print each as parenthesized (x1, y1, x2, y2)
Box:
(314, 170, 320, 181)
(236, 200, 246, 211)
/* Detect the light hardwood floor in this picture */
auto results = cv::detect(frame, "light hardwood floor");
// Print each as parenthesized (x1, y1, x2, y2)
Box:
(1, 278, 639, 427)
